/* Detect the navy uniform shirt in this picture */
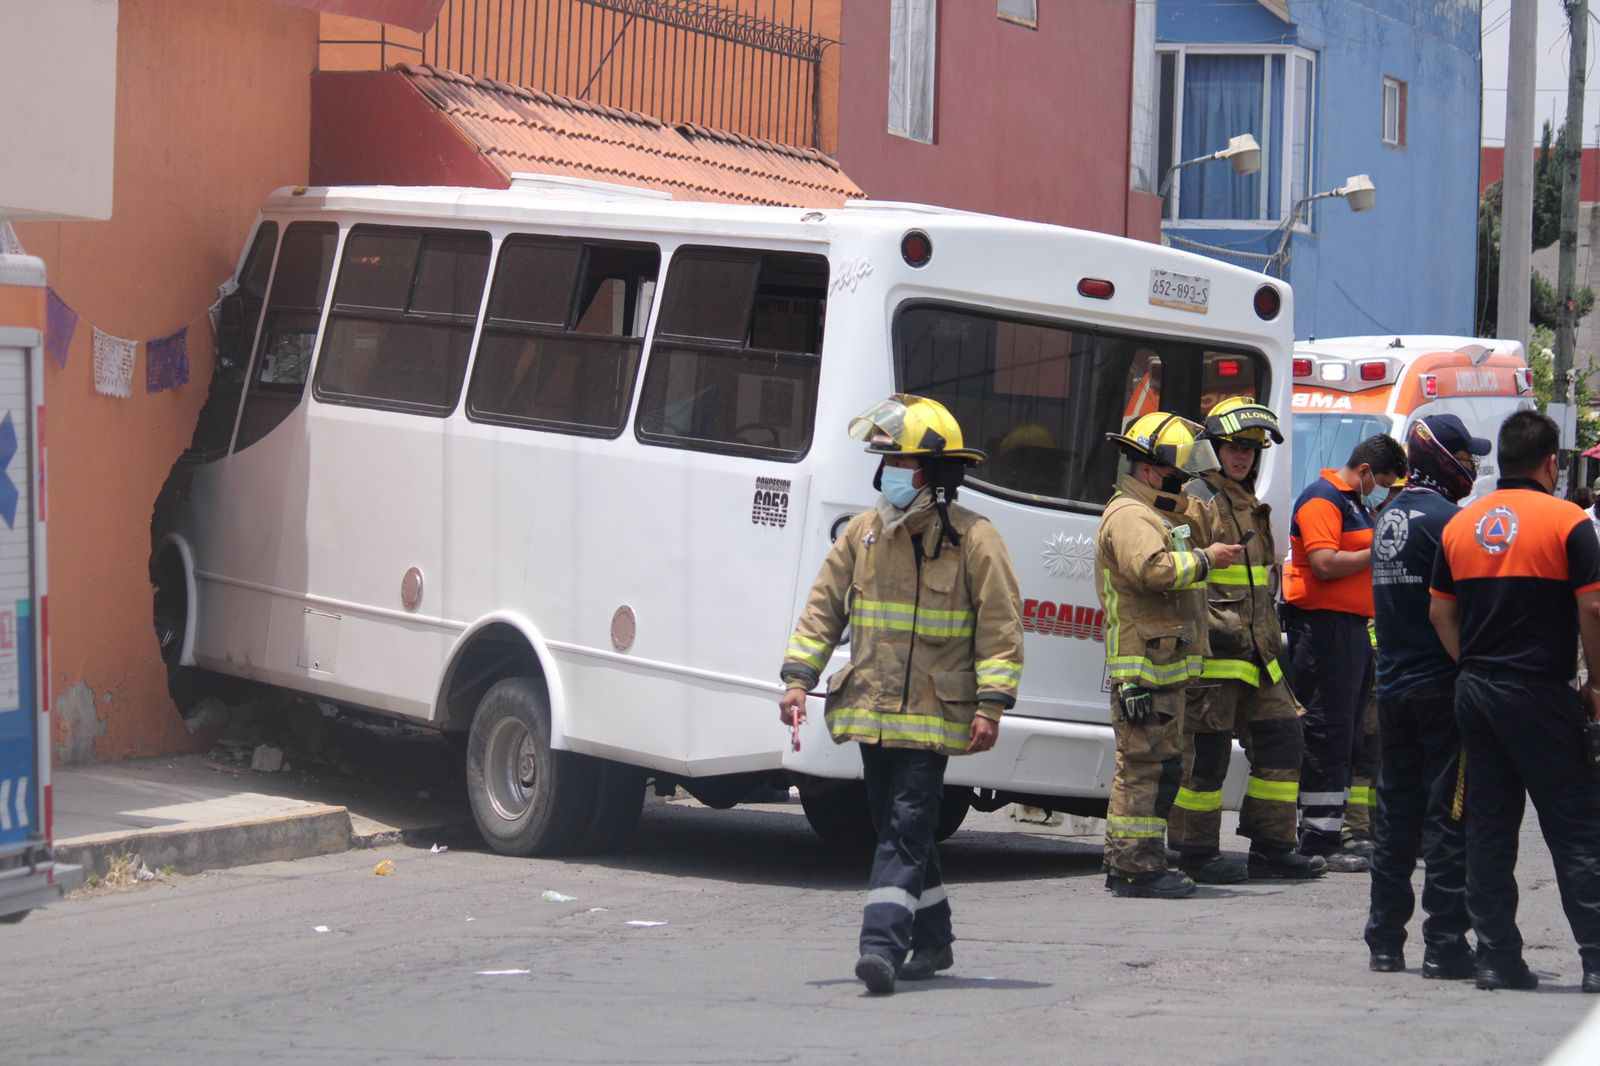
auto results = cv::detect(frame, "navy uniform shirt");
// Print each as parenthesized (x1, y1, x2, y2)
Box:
(1372, 487, 1459, 700)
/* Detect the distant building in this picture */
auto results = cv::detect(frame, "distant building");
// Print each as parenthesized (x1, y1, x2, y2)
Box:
(1153, 0, 1481, 339)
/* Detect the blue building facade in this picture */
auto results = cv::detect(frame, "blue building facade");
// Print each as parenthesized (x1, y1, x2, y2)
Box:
(1154, 0, 1481, 338)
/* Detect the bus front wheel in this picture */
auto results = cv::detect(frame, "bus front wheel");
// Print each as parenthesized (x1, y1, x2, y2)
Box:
(466, 678, 597, 856)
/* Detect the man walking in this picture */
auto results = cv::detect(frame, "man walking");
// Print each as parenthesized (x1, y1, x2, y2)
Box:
(779, 395, 1023, 995)
(1430, 410, 1600, 992)
(1170, 398, 1324, 882)
(1283, 434, 1405, 870)
(1364, 415, 1489, 979)
(1097, 412, 1244, 898)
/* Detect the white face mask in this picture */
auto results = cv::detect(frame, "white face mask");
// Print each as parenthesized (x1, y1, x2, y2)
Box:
(880, 466, 921, 509)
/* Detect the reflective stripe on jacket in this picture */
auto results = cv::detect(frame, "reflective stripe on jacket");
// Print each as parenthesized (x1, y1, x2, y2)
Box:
(1188, 471, 1282, 686)
(1096, 475, 1211, 690)
(780, 499, 1024, 756)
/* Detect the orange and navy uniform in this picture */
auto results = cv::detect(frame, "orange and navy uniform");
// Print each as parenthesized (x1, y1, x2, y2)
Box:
(1284, 469, 1374, 617)
(1430, 477, 1600, 679)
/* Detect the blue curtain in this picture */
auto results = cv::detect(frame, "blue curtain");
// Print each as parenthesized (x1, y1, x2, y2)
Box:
(1180, 55, 1263, 220)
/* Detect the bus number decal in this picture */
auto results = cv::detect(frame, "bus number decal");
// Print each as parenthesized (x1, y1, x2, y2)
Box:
(752, 477, 791, 528)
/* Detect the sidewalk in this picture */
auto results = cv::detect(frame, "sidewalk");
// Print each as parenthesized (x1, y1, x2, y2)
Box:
(53, 752, 476, 881)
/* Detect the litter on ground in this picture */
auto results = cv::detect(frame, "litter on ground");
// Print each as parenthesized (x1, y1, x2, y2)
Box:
(541, 890, 576, 902)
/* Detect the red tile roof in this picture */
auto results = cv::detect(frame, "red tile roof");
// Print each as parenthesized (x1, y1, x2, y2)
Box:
(396, 64, 863, 208)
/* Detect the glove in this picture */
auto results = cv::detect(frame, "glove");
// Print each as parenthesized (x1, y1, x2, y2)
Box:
(1118, 684, 1154, 724)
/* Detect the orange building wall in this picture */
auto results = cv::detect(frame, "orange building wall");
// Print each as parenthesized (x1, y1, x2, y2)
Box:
(12, 0, 319, 763)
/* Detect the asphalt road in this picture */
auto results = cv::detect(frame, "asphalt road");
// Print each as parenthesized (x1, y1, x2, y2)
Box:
(7, 799, 1598, 1065)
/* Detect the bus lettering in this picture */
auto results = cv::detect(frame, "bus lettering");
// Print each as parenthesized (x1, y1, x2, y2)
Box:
(1023, 598, 1105, 642)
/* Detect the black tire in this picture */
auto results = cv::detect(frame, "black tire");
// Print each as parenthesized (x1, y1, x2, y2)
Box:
(800, 780, 877, 849)
(935, 787, 972, 841)
(0, 909, 29, 924)
(465, 678, 597, 856)
(577, 758, 646, 852)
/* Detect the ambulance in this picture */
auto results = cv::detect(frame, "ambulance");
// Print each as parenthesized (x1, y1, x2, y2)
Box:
(1289, 335, 1533, 497)
(151, 177, 1296, 855)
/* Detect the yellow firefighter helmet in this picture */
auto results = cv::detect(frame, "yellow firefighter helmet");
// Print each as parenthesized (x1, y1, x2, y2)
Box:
(1203, 396, 1284, 447)
(1107, 411, 1219, 474)
(847, 394, 987, 464)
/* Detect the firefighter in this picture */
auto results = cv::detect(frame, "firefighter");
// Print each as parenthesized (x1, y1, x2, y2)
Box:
(1169, 398, 1325, 882)
(1097, 411, 1245, 898)
(778, 394, 1023, 995)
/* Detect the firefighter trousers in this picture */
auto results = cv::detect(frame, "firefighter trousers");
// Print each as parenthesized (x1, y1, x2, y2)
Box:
(1169, 675, 1303, 854)
(1364, 679, 1470, 959)
(1345, 678, 1381, 842)
(1106, 685, 1185, 875)
(1286, 607, 1373, 856)
(858, 743, 952, 966)
(1456, 669, 1600, 972)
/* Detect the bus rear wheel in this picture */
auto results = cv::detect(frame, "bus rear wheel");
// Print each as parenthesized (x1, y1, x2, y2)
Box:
(466, 678, 596, 856)
(800, 781, 972, 849)
(577, 758, 645, 852)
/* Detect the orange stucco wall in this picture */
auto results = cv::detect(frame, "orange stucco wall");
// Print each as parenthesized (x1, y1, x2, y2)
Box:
(11, 0, 318, 763)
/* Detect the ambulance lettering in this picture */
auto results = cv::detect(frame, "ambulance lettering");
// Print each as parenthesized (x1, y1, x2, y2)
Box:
(1454, 369, 1501, 393)
(1022, 598, 1105, 641)
(1291, 392, 1353, 411)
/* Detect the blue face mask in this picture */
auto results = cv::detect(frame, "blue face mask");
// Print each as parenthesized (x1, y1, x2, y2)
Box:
(881, 466, 922, 509)
(1360, 473, 1388, 512)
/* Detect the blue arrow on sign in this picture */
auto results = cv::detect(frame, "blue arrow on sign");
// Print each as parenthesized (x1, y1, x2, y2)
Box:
(0, 414, 18, 530)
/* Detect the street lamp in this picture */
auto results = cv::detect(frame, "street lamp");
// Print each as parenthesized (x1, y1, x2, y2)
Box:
(1158, 133, 1263, 201)
(1292, 173, 1377, 221)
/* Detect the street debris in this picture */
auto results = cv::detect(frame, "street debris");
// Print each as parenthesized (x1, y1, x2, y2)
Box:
(588, 907, 609, 913)
(373, 859, 395, 876)
(250, 744, 284, 773)
(430, 843, 448, 853)
(476, 969, 530, 976)
(540, 890, 576, 902)
(626, 920, 666, 928)
(313, 925, 330, 933)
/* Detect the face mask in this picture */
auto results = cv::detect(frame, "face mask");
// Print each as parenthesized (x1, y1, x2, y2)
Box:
(881, 466, 921, 509)
(1361, 474, 1387, 512)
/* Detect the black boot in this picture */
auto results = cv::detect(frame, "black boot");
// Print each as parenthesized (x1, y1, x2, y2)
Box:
(1249, 847, 1327, 880)
(900, 944, 954, 981)
(1421, 951, 1477, 980)
(1106, 869, 1197, 899)
(1369, 949, 1406, 973)
(1178, 851, 1248, 884)
(855, 953, 896, 995)
(1476, 960, 1538, 991)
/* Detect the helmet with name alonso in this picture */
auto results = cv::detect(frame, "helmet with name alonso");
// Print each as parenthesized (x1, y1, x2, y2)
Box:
(1107, 411, 1220, 475)
(1203, 397, 1284, 448)
(848, 394, 987, 464)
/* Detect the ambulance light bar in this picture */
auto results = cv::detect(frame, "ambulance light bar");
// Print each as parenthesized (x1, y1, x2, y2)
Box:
(1292, 358, 1312, 378)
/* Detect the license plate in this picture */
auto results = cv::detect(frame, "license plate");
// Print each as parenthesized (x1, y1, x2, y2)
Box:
(1148, 269, 1210, 314)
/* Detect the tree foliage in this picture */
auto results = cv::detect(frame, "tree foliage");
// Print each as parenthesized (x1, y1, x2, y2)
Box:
(1527, 325, 1600, 450)
(1476, 154, 1596, 337)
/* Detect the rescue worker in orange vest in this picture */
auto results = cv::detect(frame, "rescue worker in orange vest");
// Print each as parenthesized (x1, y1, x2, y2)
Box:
(1169, 399, 1325, 882)
(1097, 412, 1245, 898)
(779, 395, 1023, 995)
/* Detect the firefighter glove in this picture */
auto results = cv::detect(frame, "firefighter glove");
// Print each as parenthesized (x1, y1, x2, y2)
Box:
(1118, 684, 1155, 724)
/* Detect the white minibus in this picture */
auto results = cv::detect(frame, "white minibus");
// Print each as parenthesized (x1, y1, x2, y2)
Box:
(152, 175, 1296, 855)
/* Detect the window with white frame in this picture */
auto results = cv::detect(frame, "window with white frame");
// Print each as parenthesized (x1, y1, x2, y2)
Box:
(1157, 47, 1316, 223)
(998, 0, 1037, 27)
(889, 0, 937, 143)
(1383, 76, 1406, 147)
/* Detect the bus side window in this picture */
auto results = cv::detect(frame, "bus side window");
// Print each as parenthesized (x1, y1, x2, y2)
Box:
(636, 248, 827, 461)
(467, 238, 661, 437)
(184, 221, 276, 462)
(313, 226, 490, 417)
(234, 222, 338, 452)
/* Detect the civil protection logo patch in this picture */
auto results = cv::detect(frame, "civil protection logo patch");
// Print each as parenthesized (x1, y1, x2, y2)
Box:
(1374, 507, 1409, 563)
(1474, 506, 1519, 555)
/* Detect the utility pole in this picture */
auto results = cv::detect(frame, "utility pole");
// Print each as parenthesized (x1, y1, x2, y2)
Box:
(1554, 0, 1589, 480)
(1498, 0, 1538, 351)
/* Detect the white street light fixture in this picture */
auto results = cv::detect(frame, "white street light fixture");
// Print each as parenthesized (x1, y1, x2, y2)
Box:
(1296, 173, 1377, 217)
(1158, 133, 1263, 200)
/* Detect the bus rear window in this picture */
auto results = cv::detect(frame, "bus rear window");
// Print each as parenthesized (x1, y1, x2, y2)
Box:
(895, 304, 1266, 509)
(635, 248, 827, 461)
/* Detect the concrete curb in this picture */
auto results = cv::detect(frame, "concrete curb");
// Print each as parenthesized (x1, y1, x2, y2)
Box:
(56, 805, 355, 881)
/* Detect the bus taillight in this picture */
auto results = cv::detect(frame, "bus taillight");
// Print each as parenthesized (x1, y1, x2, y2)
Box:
(1292, 358, 1312, 378)
(1359, 361, 1387, 382)
(1214, 359, 1241, 377)
(1421, 373, 1439, 398)
(1078, 278, 1114, 299)
(901, 230, 933, 267)
(1253, 284, 1282, 320)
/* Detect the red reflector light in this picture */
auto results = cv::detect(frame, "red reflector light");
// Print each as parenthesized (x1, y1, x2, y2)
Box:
(901, 230, 932, 268)
(1293, 358, 1313, 378)
(1359, 361, 1386, 381)
(1214, 359, 1241, 377)
(1253, 284, 1282, 320)
(1078, 278, 1114, 299)
(1421, 373, 1439, 398)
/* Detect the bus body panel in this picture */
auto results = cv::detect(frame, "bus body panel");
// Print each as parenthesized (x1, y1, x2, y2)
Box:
(167, 184, 1293, 798)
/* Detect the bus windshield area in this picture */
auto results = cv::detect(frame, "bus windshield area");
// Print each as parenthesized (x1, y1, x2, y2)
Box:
(895, 303, 1266, 510)
(1290, 413, 1392, 496)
